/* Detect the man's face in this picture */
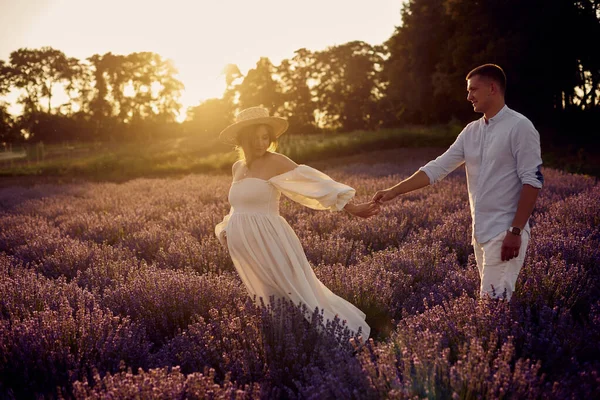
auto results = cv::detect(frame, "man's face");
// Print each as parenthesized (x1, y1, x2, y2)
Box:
(466, 75, 493, 114)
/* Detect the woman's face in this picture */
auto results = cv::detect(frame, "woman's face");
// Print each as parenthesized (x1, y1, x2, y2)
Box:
(242, 125, 272, 159)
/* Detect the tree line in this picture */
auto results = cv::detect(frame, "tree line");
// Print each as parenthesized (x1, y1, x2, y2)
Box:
(0, 49, 184, 143)
(1, 0, 598, 145)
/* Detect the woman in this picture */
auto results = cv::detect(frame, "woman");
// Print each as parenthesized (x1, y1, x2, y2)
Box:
(215, 107, 377, 340)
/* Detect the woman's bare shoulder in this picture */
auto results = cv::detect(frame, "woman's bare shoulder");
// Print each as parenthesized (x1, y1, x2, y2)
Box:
(232, 159, 244, 176)
(268, 152, 298, 173)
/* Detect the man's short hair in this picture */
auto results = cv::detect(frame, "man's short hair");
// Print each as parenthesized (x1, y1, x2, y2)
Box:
(466, 64, 507, 94)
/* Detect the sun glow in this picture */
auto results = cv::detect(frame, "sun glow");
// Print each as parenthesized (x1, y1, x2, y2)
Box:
(1, 0, 401, 121)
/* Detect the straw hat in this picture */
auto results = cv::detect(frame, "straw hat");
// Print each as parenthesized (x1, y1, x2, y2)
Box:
(219, 107, 289, 146)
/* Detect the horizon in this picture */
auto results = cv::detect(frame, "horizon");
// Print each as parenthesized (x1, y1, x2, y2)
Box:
(0, 0, 404, 120)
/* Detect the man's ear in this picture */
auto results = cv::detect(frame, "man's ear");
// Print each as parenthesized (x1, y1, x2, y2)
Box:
(489, 81, 498, 95)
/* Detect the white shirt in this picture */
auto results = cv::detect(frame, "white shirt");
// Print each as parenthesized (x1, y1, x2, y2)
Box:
(419, 105, 543, 243)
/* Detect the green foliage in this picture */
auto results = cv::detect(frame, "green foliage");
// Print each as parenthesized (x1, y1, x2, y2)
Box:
(0, 127, 458, 180)
(86, 52, 184, 125)
(0, 104, 18, 142)
(0, 1, 598, 153)
(3, 124, 596, 180)
(0, 60, 10, 96)
(5, 47, 76, 114)
(184, 98, 234, 140)
(236, 57, 282, 112)
(384, 0, 600, 125)
(277, 49, 319, 134)
(312, 41, 387, 131)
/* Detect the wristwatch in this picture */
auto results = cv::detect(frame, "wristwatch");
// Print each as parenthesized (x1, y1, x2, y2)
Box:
(508, 226, 522, 236)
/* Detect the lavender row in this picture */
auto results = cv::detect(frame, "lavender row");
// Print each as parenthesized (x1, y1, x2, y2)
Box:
(0, 150, 598, 398)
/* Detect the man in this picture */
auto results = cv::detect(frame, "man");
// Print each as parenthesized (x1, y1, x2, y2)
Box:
(373, 64, 543, 301)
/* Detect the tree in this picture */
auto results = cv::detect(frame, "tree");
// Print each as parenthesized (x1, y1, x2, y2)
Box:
(383, 0, 451, 125)
(6, 47, 76, 114)
(221, 63, 242, 104)
(16, 111, 86, 143)
(0, 60, 10, 96)
(277, 49, 318, 133)
(87, 53, 119, 141)
(62, 58, 94, 115)
(236, 57, 283, 113)
(124, 52, 184, 124)
(313, 41, 385, 131)
(87, 52, 184, 140)
(566, 0, 600, 111)
(384, 0, 600, 127)
(431, 0, 581, 120)
(185, 97, 234, 139)
(88, 53, 113, 120)
(0, 103, 19, 142)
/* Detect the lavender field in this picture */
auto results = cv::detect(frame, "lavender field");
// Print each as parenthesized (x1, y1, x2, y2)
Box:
(0, 148, 598, 399)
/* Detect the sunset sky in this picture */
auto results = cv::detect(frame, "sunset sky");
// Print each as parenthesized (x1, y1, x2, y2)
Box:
(0, 0, 403, 118)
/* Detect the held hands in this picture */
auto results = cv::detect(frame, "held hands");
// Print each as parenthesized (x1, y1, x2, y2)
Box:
(501, 232, 521, 261)
(344, 201, 380, 218)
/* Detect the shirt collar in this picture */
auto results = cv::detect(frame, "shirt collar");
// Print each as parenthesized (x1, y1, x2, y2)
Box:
(483, 105, 509, 125)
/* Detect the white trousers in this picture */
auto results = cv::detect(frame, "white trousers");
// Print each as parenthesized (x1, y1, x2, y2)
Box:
(473, 230, 530, 300)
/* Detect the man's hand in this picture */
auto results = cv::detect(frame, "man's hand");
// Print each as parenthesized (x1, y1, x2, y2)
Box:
(372, 188, 398, 204)
(344, 202, 380, 218)
(501, 232, 521, 261)
(373, 171, 430, 204)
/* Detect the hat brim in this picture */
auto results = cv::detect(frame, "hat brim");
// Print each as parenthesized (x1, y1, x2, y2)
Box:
(219, 117, 289, 146)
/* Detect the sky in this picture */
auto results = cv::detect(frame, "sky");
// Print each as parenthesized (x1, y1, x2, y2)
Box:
(0, 0, 403, 118)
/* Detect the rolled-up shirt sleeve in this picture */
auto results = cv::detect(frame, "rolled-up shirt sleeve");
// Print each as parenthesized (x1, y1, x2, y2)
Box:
(419, 129, 466, 184)
(512, 119, 543, 188)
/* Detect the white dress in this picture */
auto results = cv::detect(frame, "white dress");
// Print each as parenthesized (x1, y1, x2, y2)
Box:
(215, 165, 370, 339)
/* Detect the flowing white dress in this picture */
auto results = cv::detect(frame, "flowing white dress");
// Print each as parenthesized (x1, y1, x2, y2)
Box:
(215, 165, 370, 339)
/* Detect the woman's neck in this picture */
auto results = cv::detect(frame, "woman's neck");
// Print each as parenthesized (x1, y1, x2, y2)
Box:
(244, 151, 269, 167)
(244, 155, 256, 167)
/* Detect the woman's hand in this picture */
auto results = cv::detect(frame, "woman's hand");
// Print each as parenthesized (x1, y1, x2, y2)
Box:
(344, 201, 380, 218)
